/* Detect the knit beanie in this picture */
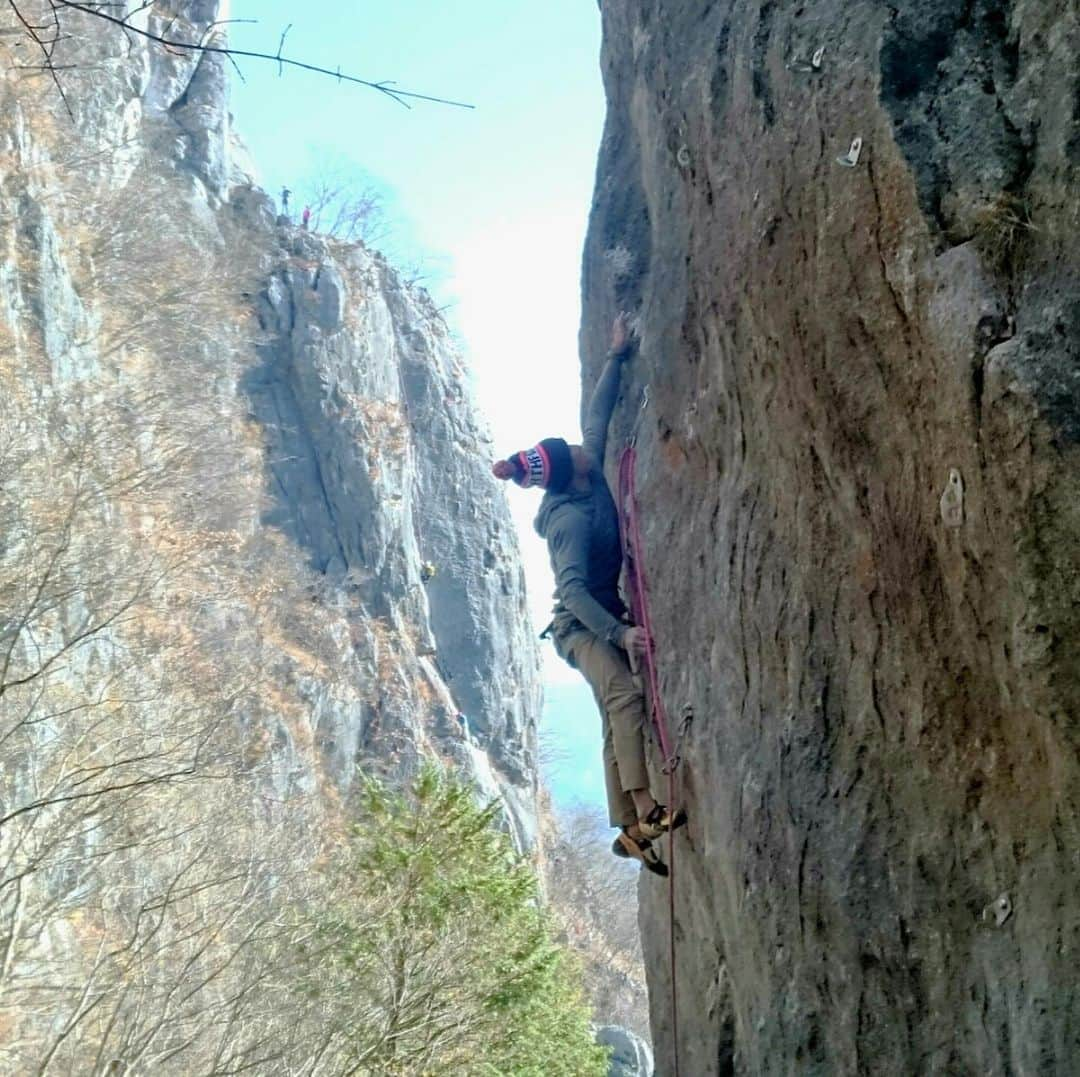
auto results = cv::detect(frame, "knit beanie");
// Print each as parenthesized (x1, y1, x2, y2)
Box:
(492, 437, 573, 493)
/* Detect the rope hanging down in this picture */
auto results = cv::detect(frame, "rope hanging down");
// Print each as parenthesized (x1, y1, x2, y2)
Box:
(618, 445, 682, 1077)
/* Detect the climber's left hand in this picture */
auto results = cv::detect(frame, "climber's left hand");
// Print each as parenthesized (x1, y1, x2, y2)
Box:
(610, 312, 634, 358)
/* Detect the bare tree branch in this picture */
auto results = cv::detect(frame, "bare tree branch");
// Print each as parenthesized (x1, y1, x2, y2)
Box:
(5, 0, 475, 112)
(5, 0, 71, 115)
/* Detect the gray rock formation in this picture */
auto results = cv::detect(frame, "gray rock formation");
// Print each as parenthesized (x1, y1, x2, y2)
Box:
(0, 12, 542, 1062)
(51, 0, 538, 832)
(241, 206, 540, 841)
(597, 1023, 654, 1077)
(582, 1, 1080, 1074)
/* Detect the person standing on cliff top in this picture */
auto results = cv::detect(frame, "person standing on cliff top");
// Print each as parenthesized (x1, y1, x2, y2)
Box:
(492, 313, 686, 876)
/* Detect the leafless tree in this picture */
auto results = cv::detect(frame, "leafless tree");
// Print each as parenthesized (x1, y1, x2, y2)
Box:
(303, 161, 389, 246)
(0, 381, 299, 1071)
(0, 15, 491, 1066)
(3, 0, 474, 117)
(0, 265, 331, 1070)
(57, 164, 264, 364)
(542, 803, 652, 1037)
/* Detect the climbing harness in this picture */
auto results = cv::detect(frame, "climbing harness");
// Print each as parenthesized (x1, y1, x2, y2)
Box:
(618, 443, 682, 1077)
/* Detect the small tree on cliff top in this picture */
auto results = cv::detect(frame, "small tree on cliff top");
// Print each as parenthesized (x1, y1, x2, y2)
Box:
(302, 156, 389, 245)
(297, 765, 609, 1076)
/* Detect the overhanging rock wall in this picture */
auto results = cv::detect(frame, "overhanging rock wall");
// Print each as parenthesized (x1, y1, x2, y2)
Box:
(582, 1, 1080, 1073)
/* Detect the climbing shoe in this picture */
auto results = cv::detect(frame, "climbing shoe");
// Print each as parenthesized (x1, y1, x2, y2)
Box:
(613, 829, 668, 877)
(638, 804, 688, 841)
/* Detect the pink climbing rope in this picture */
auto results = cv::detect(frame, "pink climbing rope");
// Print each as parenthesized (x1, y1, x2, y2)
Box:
(618, 445, 681, 1077)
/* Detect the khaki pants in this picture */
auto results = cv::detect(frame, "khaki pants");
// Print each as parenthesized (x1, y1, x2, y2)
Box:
(560, 629, 650, 828)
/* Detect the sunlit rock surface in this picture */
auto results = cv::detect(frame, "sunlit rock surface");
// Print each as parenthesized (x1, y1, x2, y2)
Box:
(0, 0, 539, 862)
(241, 208, 540, 838)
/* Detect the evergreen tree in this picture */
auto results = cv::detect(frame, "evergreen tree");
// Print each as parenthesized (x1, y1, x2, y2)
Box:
(297, 765, 610, 1076)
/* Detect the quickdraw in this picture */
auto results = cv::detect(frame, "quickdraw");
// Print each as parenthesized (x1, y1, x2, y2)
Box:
(618, 443, 682, 1077)
(662, 706, 694, 776)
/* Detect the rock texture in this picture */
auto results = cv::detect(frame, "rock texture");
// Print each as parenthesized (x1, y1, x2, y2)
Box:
(242, 214, 540, 840)
(0, 1, 539, 830)
(0, 5, 541, 1063)
(583, 1, 1080, 1073)
(597, 1023, 655, 1077)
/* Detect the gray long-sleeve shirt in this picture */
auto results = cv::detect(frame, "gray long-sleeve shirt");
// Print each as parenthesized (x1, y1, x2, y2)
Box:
(534, 353, 628, 646)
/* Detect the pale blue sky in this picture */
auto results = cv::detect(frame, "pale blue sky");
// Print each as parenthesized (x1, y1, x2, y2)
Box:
(227, 1, 607, 815)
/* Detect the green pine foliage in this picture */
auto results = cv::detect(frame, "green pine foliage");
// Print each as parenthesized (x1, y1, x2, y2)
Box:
(297, 764, 610, 1076)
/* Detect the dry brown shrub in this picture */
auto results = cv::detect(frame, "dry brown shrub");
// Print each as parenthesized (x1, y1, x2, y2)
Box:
(973, 192, 1036, 275)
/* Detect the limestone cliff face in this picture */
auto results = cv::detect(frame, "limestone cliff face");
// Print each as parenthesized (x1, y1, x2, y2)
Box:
(0, 1, 538, 825)
(242, 210, 540, 839)
(0, 10, 540, 1056)
(583, 1, 1080, 1073)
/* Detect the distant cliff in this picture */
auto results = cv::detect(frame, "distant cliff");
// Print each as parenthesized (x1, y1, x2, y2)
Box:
(583, 1, 1080, 1073)
(239, 204, 541, 844)
(0, 2, 540, 1066)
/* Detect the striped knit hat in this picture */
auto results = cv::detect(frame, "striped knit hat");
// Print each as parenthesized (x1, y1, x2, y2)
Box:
(492, 438, 573, 493)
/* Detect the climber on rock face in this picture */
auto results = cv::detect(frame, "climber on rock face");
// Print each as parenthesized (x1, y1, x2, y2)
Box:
(492, 313, 686, 877)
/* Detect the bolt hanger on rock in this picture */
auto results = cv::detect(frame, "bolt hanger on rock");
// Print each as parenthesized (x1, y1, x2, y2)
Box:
(940, 469, 965, 528)
(789, 45, 826, 72)
(982, 893, 1013, 927)
(836, 136, 863, 168)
